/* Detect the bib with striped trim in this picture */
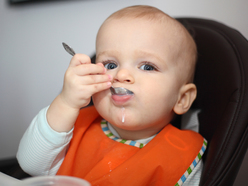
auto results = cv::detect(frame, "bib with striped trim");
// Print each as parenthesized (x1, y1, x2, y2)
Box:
(57, 106, 207, 186)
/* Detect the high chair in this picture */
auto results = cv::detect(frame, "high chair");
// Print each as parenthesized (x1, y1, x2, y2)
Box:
(176, 17, 248, 186)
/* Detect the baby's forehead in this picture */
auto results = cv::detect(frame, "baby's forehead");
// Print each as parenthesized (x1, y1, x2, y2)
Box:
(98, 18, 194, 61)
(103, 15, 190, 41)
(99, 14, 195, 55)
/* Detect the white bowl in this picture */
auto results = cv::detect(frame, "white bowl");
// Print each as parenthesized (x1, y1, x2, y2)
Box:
(21, 176, 91, 186)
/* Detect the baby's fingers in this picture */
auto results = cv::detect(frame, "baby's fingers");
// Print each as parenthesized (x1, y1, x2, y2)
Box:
(73, 63, 106, 76)
(69, 54, 91, 67)
(89, 81, 112, 95)
(84, 74, 113, 85)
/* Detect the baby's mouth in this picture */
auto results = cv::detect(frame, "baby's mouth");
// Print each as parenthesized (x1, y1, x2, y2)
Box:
(110, 86, 134, 96)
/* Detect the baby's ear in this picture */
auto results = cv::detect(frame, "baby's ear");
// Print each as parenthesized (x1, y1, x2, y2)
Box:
(173, 83, 197, 115)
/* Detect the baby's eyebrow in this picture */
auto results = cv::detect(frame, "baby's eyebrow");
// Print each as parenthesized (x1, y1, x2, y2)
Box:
(96, 50, 120, 60)
(134, 50, 164, 63)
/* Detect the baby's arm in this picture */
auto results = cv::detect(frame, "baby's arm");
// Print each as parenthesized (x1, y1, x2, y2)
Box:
(17, 106, 72, 176)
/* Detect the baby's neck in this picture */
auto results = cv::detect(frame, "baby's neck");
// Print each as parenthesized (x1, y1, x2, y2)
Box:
(108, 122, 166, 140)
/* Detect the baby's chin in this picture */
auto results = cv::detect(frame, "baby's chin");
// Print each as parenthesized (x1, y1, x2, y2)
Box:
(111, 121, 142, 131)
(109, 116, 153, 132)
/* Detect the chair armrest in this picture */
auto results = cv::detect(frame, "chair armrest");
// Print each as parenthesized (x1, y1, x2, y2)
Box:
(0, 157, 31, 180)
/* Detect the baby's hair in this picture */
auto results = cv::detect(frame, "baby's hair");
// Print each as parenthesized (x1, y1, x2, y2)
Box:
(106, 5, 170, 22)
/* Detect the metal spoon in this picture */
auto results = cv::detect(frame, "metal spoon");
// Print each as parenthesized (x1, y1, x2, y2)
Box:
(109, 86, 133, 95)
(62, 42, 134, 96)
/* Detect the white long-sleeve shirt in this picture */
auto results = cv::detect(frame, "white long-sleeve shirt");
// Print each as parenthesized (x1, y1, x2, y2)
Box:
(17, 106, 203, 185)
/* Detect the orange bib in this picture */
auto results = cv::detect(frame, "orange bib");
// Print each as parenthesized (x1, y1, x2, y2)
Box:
(57, 106, 206, 186)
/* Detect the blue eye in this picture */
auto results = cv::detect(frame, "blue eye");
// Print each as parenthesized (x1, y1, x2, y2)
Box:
(140, 64, 155, 71)
(104, 62, 117, 70)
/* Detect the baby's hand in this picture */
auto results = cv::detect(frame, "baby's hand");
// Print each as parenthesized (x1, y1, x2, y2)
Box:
(60, 54, 112, 109)
(47, 54, 111, 132)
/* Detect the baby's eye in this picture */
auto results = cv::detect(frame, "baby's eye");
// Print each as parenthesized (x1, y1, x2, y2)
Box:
(139, 63, 157, 71)
(103, 62, 117, 70)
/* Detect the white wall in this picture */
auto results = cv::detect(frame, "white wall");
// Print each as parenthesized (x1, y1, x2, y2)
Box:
(0, 0, 247, 184)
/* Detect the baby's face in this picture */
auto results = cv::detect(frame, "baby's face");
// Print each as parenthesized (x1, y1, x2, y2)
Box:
(93, 18, 186, 138)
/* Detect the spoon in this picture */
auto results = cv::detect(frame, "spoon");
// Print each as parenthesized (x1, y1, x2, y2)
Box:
(109, 86, 133, 95)
(62, 42, 134, 96)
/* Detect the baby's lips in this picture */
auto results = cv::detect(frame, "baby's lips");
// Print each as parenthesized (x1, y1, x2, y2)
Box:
(111, 94, 134, 105)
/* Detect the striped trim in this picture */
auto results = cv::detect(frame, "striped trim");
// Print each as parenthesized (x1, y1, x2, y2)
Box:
(101, 119, 145, 148)
(175, 138, 207, 186)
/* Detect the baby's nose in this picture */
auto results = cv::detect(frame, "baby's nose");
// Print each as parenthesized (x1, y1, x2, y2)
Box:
(113, 68, 134, 84)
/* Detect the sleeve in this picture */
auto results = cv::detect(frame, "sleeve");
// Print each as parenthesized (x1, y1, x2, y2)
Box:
(182, 159, 203, 186)
(16, 106, 73, 176)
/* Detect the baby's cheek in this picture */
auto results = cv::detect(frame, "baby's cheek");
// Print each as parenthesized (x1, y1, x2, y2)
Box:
(92, 91, 109, 112)
(92, 92, 102, 106)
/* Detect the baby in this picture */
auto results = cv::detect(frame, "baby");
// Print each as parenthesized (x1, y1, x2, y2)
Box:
(17, 5, 206, 186)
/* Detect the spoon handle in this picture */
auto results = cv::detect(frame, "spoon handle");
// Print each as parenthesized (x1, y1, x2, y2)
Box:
(62, 42, 75, 56)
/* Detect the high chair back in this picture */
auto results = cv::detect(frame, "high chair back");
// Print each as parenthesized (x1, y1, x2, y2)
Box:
(176, 17, 248, 186)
